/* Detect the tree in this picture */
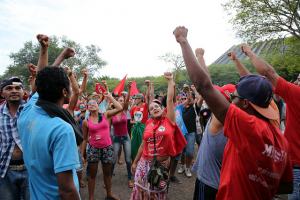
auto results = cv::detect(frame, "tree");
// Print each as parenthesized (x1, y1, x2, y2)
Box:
(222, 0, 300, 43)
(1, 36, 107, 90)
(159, 52, 185, 83)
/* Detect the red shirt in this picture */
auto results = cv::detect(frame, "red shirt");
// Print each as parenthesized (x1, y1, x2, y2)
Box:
(142, 117, 186, 159)
(275, 77, 300, 165)
(217, 104, 294, 200)
(130, 103, 148, 124)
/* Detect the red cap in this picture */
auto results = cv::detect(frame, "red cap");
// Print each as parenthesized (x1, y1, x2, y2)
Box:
(214, 84, 236, 103)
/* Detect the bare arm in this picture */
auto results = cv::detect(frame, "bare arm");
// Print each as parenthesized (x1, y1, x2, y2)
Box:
(124, 81, 132, 112)
(150, 81, 155, 102)
(79, 69, 88, 95)
(65, 67, 79, 115)
(145, 80, 150, 105)
(36, 34, 49, 72)
(52, 47, 75, 67)
(241, 44, 280, 87)
(273, 94, 281, 102)
(227, 51, 250, 77)
(104, 93, 123, 119)
(81, 119, 89, 165)
(56, 171, 80, 200)
(174, 26, 230, 125)
(173, 82, 176, 103)
(131, 141, 144, 175)
(191, 85, 204, 108)
(101, 80, 109, 103)
(27, 64, 37, 94)
(195, 48, 210, 79)
(165, 72, 176, 124)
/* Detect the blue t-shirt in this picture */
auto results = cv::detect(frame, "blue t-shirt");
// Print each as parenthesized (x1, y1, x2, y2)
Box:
(76, 113, 84, 128)
(18, 93, 80, 200)
(174, 104, 188, 136)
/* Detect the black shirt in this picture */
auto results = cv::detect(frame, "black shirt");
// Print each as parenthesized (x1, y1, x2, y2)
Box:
(200, 108, 212, 130)
(182, 103, 200, 133)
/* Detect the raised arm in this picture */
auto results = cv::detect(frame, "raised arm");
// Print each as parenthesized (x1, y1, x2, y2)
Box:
(165, 72, 176, 124)
(79, 69, 88, 94)
(36, 34, 49, 72)
(27, 63, 37, 94)
(145, 80, 150, 105)
(174, 26, 230, 125)
(227, 51, 250, 77)
(173, 82, 176, 103)
(191, 85, 203, 108)
(150, 81, 155, 102)
(182, 84, 191, 108)
(104, 92, 123, 119)
(195, 48, 210, 79)
(124, 81, 132, 112)
(65, 67, 80, 115)
(101, 80, 109, 103)
(241, 44, 280, 87)
(52, 47, 75, 67)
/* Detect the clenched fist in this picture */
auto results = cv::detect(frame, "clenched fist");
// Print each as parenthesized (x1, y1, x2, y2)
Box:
(145, 80, 150, 86)
(195, 48, 205, 57)
(36, 34, 49, 47)
(27, 63, 37, 74)
(173, 26, 188, 43)
(241, 44, 252, 56)
(61, 47, 75, 59)
(164, 72, 173, 80)
(227, 51, 237, 61)
(81, 69, 88, 76)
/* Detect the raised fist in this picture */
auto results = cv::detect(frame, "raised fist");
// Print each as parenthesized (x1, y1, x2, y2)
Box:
(164, 72, 173, 80)
(101, 80, 107, 86)
(103, 91, 110, 97)
(27, 63, 37, 74)
(195, 48, 205, 57)
(173, 26, 188, 43)
(120, 92, 125, 96)
(241, 44, 252, 56)
(28, 76, 33, 84)
(81, 69, 88, 76)
(191, 85, 195, 90)
(61, 47, 75, 59)
(36, 34, 49, 47)
(227, 51, 237, 61)
(145, 80, 150, 86)
(128, 81, 132, 87)
(183, 84, 189, 90)
(64, 67, 71, 73)
(151, 81, 154, 86)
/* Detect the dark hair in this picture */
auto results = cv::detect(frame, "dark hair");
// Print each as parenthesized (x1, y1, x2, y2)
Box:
(161, 94, 167, 108)
(36, 66, 70, 103)
(148, 101, 163, 114)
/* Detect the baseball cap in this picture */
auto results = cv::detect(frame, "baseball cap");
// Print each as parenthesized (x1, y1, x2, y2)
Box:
(236, 74, 278, 120)
(0, 77, 23, 91)
(132, 93, 145, 99)
(214, 84, 236, 103)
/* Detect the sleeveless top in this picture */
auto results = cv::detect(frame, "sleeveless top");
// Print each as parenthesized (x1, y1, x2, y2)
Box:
(112, 112, 127, 136)
(88, 114, 111, 148)
(192, 118, 228, 189)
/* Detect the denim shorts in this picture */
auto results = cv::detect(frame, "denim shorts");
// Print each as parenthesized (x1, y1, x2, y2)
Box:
(182, 132, 196, 157)
(76, 149, 83, 172)
(86, 144, 114, 164)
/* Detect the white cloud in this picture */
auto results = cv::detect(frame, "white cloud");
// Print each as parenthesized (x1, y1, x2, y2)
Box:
(0, 0, 239, 79)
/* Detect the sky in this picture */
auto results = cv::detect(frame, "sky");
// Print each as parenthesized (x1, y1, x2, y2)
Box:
(0, 0, 240, 79)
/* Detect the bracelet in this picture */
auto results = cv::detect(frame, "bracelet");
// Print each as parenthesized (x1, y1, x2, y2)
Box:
(128, 86, 132, 88)
(31, 72, 36, 76)
(68, 72, 72, 76)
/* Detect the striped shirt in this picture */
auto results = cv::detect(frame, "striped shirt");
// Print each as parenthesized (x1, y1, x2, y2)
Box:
(0, 101, 26, 178)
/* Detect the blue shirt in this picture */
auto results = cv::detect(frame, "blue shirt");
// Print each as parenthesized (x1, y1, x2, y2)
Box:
(174, 104, 188, 136)
(76, 113, 84, 128)
(18, 93, 80, 200)
(0, 100, 26, 178)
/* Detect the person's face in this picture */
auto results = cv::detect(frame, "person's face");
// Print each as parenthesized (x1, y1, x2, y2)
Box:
(118, 97, 125, 108)
(149, 102, 163, 119)
(64, 84, 72, 104)
(87, 99, 98, 112)
(232, 90, 245, 109)
(134, 98, 141, 105)
(0, 84, 24, 103)
(180, 96, 186, 103)
(176, 99, 180, 104)
(294, 74, 300, 87)
(79, 103, 86, 112)
(93, 95, 101, 104)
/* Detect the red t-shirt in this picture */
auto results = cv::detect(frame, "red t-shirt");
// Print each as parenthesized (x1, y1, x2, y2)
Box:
(130, 103, 148, 124)
(216, 104, 294, 200)
(275, 77, 300, 165)
(142, 117, 186, 159)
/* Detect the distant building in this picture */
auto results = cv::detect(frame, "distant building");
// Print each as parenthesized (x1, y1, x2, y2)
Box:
(211, 41, 288, 65)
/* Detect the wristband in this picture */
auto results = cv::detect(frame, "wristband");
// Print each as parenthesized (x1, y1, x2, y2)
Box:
(31, 72, 36, 76)
(68, 72, 72, 77)
(128, 86, 132, 88)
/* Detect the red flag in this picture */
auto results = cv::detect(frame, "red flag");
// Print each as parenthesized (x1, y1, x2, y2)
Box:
(130, 79, 139, 96)
(113, 75, 127, 96)
(95, 83, 105, 94)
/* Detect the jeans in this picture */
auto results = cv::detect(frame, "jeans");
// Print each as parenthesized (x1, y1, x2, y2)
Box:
(289, 168, 300, 200)
(0, 169, 30, 200)
(183, 132, 196, 157)
(111, 133, 132, 180)
(75, 149, 83, 172)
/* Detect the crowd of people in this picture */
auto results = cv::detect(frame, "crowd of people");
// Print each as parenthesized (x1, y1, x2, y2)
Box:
(0, 26, 299, 200)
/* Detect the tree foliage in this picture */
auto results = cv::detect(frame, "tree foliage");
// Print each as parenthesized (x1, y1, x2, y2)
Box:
(222, 0, 300, 43)
(159, 52, 185, 83)
(0, 36, 107, 90)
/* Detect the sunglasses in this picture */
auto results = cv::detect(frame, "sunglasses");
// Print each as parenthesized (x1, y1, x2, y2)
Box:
(79, 105, 86, 108)
(181, 98, 187, 100)
(87, 102, 97, 106)
(230, 93, 245, 102)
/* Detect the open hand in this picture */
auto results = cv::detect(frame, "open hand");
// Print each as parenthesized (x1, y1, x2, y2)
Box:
(36, 34, 49, 47)
(164, 72, 173, 80)
(227, 51, 237, 60)
(173, 26, 188, 43)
